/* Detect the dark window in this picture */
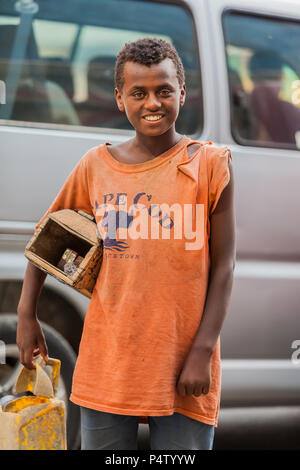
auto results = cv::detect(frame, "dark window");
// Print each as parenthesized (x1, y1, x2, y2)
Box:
(223, 10, 300, 150)
(0, 0, 203, 135)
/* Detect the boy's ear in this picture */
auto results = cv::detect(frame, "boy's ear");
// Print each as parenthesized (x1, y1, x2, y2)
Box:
(115, 88, 125, 112)
(179, 84, 186, 107)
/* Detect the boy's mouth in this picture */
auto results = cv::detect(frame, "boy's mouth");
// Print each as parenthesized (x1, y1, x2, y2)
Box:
(143, 114, 164, 122)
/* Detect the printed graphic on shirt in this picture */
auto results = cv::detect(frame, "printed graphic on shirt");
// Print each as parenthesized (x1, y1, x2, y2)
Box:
(94, 191, 204, 252)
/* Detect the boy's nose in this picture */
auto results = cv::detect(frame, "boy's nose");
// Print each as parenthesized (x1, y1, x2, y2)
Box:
(144, 93, 162, 110)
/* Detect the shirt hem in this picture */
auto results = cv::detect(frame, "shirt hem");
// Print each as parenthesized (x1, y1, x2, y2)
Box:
(70, 393, 218, 427)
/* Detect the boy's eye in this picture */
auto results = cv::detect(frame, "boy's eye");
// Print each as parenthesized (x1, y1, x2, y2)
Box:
(160, 89, 172, 96)
(132, 89, 172, 98)
(133, 92, 144, 98)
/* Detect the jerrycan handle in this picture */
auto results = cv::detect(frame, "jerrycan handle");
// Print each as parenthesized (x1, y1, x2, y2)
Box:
(45, 357, 61, 396)
(13, 355, 61, 398)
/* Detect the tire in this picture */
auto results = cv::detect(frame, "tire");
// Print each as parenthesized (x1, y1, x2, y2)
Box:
(0, 313, 80, 450)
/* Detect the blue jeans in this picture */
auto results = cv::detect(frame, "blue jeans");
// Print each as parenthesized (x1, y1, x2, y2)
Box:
(80, 407, 215, 450)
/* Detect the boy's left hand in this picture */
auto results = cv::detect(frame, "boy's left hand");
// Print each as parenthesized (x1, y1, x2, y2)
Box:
(176, 347, 212, 397)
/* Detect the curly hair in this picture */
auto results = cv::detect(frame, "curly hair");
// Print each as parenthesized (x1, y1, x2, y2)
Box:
(114, 37, 185, 92)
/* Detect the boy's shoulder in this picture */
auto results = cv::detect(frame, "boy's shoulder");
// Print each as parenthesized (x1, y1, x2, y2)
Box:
(186, 141, 202, 159)
(185, 140, 232, 169)
(204, 142, 232, 159)
(80, 144, 104, 166)
(186, 138, 212, 159)
(203, 143, 233, 177)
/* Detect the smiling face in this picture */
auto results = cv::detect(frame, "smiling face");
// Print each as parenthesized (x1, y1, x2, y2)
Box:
(115, 58, 186, 137)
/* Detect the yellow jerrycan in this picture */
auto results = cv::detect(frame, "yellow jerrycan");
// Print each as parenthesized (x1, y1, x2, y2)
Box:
(0, 355, 67, 450)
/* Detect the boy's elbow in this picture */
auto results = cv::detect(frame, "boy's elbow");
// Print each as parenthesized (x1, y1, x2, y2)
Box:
(211, 253, 236, 274)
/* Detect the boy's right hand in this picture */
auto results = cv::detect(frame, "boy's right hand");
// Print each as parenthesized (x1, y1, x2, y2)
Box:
(16, 316, 49, 370)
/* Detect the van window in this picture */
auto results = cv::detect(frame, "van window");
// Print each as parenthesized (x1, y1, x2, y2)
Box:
(223, 10, 300, 150)
(0, 0, 202, 135)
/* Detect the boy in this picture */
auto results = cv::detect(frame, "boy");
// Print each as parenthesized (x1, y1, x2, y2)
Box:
(17, 37, 235, 450)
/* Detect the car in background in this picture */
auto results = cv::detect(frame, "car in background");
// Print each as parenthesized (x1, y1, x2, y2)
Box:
(1, 0, 300, 449)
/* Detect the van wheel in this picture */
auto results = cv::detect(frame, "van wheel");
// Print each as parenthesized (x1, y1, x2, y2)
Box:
(0, 313, 80, 450)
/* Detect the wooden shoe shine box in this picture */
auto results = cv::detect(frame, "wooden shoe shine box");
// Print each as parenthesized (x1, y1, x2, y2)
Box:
(24, 209, 103, 298)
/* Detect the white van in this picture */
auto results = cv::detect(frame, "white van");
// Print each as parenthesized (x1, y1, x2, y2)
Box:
(1, 0, 300, 449)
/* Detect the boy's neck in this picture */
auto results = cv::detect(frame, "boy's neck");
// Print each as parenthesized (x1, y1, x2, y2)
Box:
(133, 129, 184, 158)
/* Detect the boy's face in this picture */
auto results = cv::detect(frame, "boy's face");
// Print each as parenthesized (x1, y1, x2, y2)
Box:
(115, 58, 186, 137)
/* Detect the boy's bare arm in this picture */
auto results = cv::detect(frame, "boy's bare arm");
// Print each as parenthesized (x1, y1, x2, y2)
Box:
(16, 261, 49, 369)
(189, 160, 236, 354)
(176, 161, 236, 397)
(18, 261, 47, 314)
